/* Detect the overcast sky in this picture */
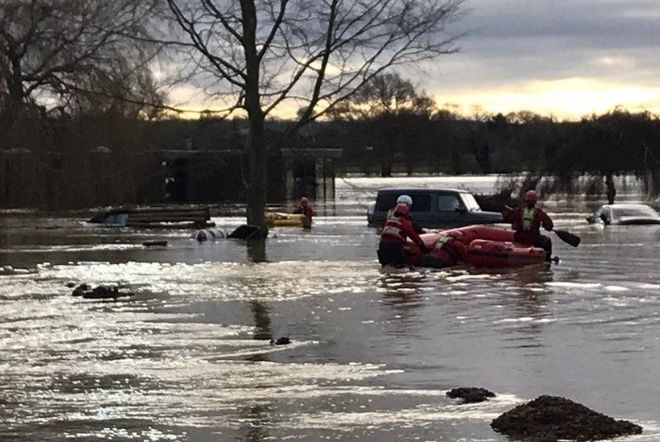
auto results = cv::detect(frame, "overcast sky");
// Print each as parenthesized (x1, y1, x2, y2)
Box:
(170, 0, 660, 120)
(419, 0, 660, 119)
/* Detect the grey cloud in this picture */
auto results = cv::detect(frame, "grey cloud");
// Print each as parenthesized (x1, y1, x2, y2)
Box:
(460, 0, 660, 46)
(419, 0, 660, 92)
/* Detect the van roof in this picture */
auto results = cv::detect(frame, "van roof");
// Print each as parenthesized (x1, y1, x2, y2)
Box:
(377, 188, 469, 194)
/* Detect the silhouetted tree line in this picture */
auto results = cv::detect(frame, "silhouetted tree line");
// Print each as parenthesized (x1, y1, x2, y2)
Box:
(316, 90, 660, 202)
(4, 97, 660, 209)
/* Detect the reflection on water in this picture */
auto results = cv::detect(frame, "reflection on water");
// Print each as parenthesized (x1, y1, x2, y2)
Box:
(2, 176, 660, 440)
(250, 300, 272, 342)
(247, 238, 268, 263)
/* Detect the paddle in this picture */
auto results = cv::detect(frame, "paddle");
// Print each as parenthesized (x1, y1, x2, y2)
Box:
(552, 229, 581, 247)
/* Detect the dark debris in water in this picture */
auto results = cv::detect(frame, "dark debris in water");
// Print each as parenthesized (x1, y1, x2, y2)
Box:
(270, 337, 291, 346)
(447, 387, 496, 403)
(142, 240, 168, 247)
(491, 395, 643, 441)
(71, 283, 133, 300)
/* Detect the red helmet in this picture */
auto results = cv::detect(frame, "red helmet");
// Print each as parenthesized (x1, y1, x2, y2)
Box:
(300, 197, 309, 206)
(394, 203, 410, 217)
(525, 190, 538, 202)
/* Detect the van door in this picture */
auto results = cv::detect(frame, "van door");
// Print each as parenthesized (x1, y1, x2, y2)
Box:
(435, 192, 468, 227)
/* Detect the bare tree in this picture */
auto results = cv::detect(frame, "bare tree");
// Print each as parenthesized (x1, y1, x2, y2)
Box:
(0, 0, 162, 135)
(165, 0, 464, 231)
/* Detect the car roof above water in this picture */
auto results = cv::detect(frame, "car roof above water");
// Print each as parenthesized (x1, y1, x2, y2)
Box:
(376, 188, 470, 194)
(602, 203, 657, 210)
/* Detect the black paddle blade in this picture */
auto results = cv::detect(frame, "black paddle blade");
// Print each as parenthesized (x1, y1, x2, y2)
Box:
(554, 229, 580, 247)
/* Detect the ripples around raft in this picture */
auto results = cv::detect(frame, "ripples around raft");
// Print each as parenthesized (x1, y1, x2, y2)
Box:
(2, 208, 660, 440)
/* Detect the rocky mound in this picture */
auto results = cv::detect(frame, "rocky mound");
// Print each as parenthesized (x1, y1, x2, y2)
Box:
(491, 395, 642, 441)
(447, 387, 495, 404)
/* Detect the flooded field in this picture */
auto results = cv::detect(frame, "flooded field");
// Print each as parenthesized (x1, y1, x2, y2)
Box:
(2, 176, 660, 441)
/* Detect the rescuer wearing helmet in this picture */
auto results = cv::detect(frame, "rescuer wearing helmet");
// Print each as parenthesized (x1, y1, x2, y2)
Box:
(397, 194, 413, 207)
(293, 196, 315, 229)
(384, 194, 424, 234)
(378, 202, 429, 267)
(503, 189, 554, 261)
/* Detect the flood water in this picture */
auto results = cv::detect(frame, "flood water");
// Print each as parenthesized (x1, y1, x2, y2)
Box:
(1, 176, 660, 441)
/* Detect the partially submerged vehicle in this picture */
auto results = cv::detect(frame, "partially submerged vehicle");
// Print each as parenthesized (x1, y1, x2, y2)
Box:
(367, 188, 503, 229)
(88, 206, 213, 228)
(586, 204, 660, 225)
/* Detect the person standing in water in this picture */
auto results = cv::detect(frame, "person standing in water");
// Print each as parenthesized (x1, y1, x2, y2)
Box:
(293, 197, 315, 229)
(503, 190, 554, 261)
(378, 203, 429, 267)
(384, 194, 424, 234)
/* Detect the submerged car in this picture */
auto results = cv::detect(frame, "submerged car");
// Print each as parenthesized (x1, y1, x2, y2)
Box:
(586, 203, 660, 225)
(367, 188, 503, 229)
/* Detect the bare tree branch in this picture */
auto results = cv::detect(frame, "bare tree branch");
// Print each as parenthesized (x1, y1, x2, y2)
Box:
(163, 0, 464, 228)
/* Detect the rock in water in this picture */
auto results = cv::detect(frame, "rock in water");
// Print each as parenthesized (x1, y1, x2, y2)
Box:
(72, 283, 92, 297)
(491, 395, 642, 441)
(71, 284, 133, 300)
(270, 337, 291, 346)
(83, 286, 120, 299)
(447, 387, 495, 403)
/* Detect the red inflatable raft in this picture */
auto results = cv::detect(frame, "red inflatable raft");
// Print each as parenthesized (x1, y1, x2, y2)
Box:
(465, 239, 545, 267)
(403, 225, 546, 268)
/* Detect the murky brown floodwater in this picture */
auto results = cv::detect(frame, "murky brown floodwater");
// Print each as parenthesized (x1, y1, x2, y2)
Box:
(1, 176, 660, 441)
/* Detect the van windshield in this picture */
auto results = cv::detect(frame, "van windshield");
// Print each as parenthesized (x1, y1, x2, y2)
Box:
(461, 194, 481, 212)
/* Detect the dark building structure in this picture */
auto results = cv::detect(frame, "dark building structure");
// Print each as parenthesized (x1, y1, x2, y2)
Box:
(0, 117, 343, 209)
(156, 146, 342, 203)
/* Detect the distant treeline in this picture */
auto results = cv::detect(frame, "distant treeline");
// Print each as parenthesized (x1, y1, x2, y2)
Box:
(2, 101, 660, 209)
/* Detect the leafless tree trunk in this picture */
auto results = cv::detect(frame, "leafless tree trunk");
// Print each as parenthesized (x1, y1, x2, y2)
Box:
(165, 0, 464, 230)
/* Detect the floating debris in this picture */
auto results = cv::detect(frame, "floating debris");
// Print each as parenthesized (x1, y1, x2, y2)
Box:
(142, 240, 168, 247)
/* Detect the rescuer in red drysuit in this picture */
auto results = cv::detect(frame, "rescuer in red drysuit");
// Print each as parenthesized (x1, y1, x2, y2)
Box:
(503, 190, 554, 261)
(378, 203, 429, 267)
(383, 194, 424, 234)
(293, 197, 315, 229)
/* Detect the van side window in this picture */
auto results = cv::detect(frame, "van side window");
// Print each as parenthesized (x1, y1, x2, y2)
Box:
(437, 194, 461, 212)
(409, 194, 431, 212)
